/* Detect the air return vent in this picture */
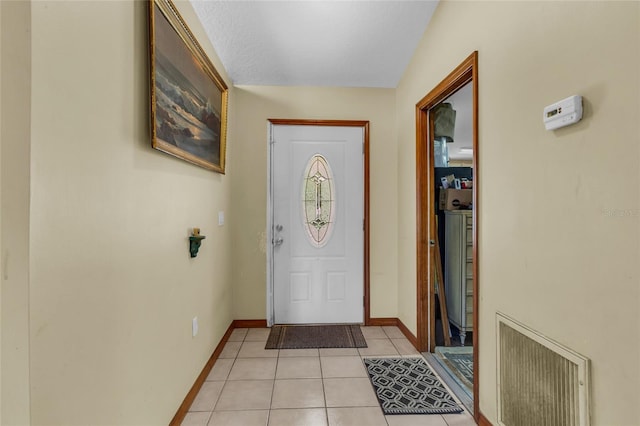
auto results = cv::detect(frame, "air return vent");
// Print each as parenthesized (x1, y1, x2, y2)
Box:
(496, 313, 591, 426)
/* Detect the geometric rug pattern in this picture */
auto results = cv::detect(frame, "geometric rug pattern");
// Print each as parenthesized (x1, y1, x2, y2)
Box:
(363, 357, 463, 415)
(435, 346, 474, 393)
(265, 324, 367, 349)
(442, 352, 473, 385)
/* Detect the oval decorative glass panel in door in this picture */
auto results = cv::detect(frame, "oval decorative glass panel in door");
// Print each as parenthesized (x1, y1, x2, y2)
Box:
(302, 154, 336, 247)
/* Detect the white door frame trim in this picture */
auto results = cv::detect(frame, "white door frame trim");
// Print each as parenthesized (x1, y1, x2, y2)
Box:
(266, 122, 275, 326)
(266, 119, 371, 327)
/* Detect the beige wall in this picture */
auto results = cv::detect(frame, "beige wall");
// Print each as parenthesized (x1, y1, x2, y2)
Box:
(28, 1, 233, 424)
(0, 3, 2, 419)
(232, 86, 398, 320)
(1, 1, 32, 424)
(5, 0, 639, 424)
(396, 1, 640, 424)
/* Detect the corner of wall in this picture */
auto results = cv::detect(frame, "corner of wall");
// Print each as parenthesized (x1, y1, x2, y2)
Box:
(1, 0, 32, 424)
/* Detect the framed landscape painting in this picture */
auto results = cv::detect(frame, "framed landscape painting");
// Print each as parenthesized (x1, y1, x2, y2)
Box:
(149, 0, 228, 173)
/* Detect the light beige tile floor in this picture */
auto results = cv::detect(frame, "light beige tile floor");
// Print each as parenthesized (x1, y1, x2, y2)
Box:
(183, 326, 476, 426)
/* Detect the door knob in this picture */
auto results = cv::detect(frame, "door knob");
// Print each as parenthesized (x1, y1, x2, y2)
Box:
(274, 238, 284, 246)
(275, 224, 284, 232)
(429, 240, 435, 246)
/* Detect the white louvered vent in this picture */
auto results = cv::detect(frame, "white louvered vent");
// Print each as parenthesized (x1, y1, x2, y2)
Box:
(497, 313, 591, 426)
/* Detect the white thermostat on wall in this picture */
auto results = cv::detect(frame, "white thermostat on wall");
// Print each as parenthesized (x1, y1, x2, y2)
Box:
(543, 95, 583, 130)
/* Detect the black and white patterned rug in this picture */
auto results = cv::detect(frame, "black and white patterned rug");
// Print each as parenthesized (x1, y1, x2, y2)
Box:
(434, 346, 474, 392)
(442, 352, 473, 385)
(363, 357, 463, 415)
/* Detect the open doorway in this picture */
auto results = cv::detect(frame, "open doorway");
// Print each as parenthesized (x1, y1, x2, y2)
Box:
(431, 82, 474, 406)
(415, 52, 479, 419)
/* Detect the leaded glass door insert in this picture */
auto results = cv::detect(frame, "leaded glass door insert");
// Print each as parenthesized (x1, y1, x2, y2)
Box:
(303, 154, 335, 247)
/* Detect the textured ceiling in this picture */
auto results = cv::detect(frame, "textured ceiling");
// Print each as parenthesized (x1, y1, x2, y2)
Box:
(191, 1, 439, 88)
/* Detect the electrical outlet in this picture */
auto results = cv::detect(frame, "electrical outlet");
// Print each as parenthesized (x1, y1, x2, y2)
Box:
(192, 317, 198, 337)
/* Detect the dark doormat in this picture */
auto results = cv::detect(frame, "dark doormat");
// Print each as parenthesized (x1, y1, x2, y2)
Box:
(364, 357, 463, 415)
(265, 324, 367, 349)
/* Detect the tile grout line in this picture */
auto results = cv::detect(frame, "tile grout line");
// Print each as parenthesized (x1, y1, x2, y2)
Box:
(266, 335, 281, 425)
(209, 333, 243, 417)
(318, 349, 330, 426)
(204, 410, 213, 426)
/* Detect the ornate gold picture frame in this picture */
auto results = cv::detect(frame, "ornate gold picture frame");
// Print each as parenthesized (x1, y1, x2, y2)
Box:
(149, 0, 228, 173)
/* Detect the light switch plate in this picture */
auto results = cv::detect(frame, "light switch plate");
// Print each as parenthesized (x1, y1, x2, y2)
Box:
(218, 211, 225, 226)
(192, 317, 198, 337)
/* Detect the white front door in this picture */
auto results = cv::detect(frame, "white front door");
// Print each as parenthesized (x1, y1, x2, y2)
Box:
(270, 124, 364, 324)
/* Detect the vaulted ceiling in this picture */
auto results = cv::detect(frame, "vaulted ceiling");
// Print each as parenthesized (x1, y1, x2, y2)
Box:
(191, 1, 439, 88)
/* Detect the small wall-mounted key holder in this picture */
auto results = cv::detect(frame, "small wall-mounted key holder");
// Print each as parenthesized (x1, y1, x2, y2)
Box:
(189, 227, 205, 258)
